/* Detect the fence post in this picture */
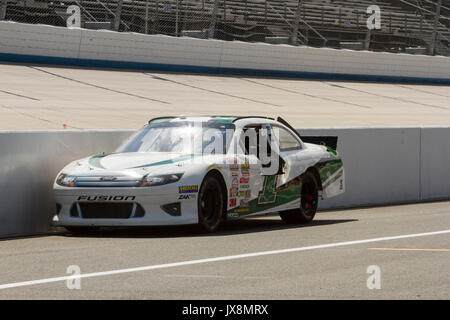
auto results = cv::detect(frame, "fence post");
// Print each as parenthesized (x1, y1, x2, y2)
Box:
(175, 0, 179, 36)
(321, 5, 324, 27)
(113, 0, 123, 31)
(0, 0, 7, 20)
(364, 28, 371, 50)
(245, 0, 248, 25)
(265, 0, 267, 25)
(338, 7, 341, 27)
(291, 0, 302, 45)
(404, 15, 407, 48)
(430, 0, 442, 55)
(223, 0, 226, 21)
(145, 0, 149, 34)
(389, 12, 392, 33)
(155, 0, 159, 34)
(356, 9, 359, 30)
(208, 0, 220, 39)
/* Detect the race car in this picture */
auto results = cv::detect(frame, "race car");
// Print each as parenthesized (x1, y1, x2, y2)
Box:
(53, 116, 345, 233)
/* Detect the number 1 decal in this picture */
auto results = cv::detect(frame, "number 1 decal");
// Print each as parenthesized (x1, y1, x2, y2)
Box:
(258, 175, 278, 205)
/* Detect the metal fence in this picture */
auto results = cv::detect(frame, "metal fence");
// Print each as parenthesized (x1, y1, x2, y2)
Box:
(0, 0, 448, 55)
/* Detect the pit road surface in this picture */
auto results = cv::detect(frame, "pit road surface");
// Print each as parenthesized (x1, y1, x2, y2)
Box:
(0, 201, 448, 299)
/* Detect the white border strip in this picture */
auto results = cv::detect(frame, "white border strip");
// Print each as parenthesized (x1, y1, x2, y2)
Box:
(0, 229, 449, 290)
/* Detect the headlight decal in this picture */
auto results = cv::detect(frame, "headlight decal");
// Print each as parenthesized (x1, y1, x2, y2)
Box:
(56, 173, 77, 187)
(141, 173, 183, 187)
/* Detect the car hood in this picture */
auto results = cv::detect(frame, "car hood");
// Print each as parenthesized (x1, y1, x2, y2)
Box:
(87, 152, 197, 170)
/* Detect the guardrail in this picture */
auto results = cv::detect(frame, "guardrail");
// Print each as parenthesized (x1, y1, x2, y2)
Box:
(1, 127, 449, 238)
(0, 21, 449, 83)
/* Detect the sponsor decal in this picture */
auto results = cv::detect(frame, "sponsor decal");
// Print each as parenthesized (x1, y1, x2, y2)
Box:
(229, 188, 238, 197)
(178, 194, 196, 200)
(231, 170, 239, 176)
(228, 156, 239, 170)
(240, 177, 249, 184)
(232, 177, 239, 189)
(241, 161, 250, 170)
(240, 199, 249, 207)
(241, 170, 250, 177)
(240, 184, 250, 189)
(236, 208, 249, 213)
(238, 190, 251, 198)
(340, 179, 344, 190)
(77, 195, 135, 201)
(228, 212, 239, 218)
(178, 185, 199, 193)
(229, 198, 237, 207)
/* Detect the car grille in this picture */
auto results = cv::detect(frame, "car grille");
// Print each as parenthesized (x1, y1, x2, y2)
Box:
(74, 176, 142, 187)
(70, 202, 145, 219)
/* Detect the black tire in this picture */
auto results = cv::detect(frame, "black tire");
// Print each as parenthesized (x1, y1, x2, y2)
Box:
(279, 170, 319, 224)
(65, 226, 100, 235)
(198, 174, 225, 232)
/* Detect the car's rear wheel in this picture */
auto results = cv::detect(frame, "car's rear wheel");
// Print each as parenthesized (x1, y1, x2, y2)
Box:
(65, 226, 100, 235)
(279, 171, 319, 224)
(198, 174, 225, 232)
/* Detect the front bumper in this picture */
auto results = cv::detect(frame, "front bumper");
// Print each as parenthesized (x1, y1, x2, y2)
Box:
(53, 184, 198, 227)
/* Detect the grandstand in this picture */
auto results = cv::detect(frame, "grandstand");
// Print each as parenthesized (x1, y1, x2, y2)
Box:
(1, 0, 449, 55)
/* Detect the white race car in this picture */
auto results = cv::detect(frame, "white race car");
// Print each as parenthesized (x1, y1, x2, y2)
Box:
(53, 116, 345, 233)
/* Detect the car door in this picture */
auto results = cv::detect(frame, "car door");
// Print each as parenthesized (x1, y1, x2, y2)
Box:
(241, 123, 289, 213)
(255, 124, 304, 212)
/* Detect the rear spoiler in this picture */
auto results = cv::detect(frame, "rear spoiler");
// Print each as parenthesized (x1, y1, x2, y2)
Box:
(277, 116, 338, 150)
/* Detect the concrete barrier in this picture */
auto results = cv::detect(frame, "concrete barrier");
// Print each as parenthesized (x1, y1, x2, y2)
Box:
(0, 21, 449, 84)
(419, 127, 450, 200)
(0, 130, 133, 238)
(298, 127, 422, 209)
(0, 127, 449, 238)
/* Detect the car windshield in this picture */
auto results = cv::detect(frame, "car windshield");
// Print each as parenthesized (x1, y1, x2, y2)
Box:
(116, 121, 235, 154)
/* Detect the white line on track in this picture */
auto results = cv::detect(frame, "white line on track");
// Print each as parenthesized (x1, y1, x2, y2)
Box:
(0, 229, 449, 290)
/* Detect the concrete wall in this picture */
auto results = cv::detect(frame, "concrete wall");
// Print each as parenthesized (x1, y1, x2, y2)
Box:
(0, 127, 449, 238)
(299, 127, 450, 209)
(299, 127, 422, 209)
(0, 21, 449, 83)
(0, 130, 133, 238)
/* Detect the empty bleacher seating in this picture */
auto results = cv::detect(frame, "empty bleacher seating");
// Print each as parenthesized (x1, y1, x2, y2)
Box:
(2, 0, 449, 55)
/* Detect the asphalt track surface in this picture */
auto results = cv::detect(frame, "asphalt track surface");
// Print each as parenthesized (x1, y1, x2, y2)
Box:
(0, 201, 448, 299)
(1, 63, 450, 130)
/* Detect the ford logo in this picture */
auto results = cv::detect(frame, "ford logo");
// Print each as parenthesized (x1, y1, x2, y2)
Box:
(99, 176, 117, 181)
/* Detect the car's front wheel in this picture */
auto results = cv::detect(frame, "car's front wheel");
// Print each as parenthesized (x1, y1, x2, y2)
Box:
(279, 170, 319, 224)
(198, 174, 225, 232)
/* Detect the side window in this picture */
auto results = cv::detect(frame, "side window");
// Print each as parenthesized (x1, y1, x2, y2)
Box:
(241, 124, 272, 159)
(241, 125, 261, 156)
(272, 126, 301, 152)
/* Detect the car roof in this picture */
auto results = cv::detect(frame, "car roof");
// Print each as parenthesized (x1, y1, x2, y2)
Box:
(147, 115, 304, 145)
(148, 116, 275, 125)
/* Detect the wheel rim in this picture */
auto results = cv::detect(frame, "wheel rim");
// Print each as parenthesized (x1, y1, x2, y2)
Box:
(301, 180, 317, 217)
